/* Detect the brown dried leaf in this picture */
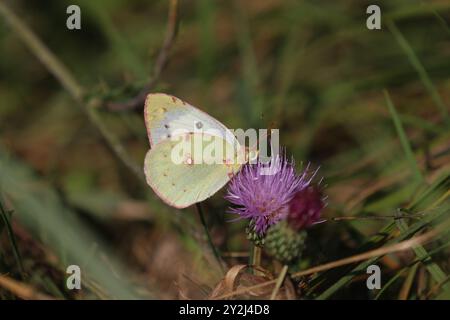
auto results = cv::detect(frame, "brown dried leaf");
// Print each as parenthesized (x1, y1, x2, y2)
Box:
(209, 264, 276, 299)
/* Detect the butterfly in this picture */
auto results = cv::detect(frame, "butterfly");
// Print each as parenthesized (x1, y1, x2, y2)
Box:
(143, 93, 250, 208)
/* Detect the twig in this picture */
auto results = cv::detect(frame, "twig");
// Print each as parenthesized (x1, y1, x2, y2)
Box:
(0, 2, 143, 180)
(107, 0, 179, 111)
(0, 275, 55, 300)
(196, 203, 225, 274)
(316, 212, 426, 223)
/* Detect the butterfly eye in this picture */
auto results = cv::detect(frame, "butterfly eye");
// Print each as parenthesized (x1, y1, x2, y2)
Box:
(195, 121, 203, 129)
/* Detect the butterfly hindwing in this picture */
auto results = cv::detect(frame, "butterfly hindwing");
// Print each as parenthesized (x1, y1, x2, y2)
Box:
(144, 132, 242, 208)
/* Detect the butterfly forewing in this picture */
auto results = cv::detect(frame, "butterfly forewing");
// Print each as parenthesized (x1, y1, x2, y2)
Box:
(144, 93, 237, 148)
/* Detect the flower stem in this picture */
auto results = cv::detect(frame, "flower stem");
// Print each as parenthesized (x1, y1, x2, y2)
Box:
(196, 203, 225, 274)
(251, 245, 262, 275)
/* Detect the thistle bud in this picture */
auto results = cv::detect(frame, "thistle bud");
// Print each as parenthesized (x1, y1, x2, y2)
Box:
(287, 185, 325, 231)
(265, 220, 307, 263)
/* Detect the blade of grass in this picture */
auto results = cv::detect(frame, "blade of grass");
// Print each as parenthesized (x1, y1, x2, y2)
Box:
(0, 2, 143, 179)
(0, 275, 55, 300)
(0, 147, 142, 299)
(408, 170, 450, 210)
(386, 20, 449, 123)
(215, 218, 450, 300)
(420, 0, 450, 37)
(375, 267, 407, 300)
(0, 198, 25, 278)
(272, 2, 307, 124)
(384, 90, 424, 185)
(398, 262, 419, 300)
(80, 0, 145, 78)
(270, 265, 288, 300)
(233, 0, 265, 127)
(396, 216, 450, 298)
(196, 0, 217, 81)
(314, 202, 449, 299)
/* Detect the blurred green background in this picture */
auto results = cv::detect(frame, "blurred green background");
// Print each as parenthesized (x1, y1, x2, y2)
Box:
(0, 0, 449, 299)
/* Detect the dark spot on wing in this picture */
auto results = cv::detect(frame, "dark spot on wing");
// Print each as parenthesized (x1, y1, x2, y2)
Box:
(164, 124, 169, 129)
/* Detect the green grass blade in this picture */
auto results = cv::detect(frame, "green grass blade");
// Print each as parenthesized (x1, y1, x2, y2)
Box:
(386, 20, 449, 122)
(375, 267, 407, 300)
(396, 217, 450, 298)
(384, 90, 424, 185)
(316, 203, 449, 299)
(0, 147, 143, 299)
(233, 0, 265, 127)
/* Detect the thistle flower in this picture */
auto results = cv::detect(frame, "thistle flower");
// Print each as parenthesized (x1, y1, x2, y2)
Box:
(287, 184, 325, 231)
(225, 155, 310, 235)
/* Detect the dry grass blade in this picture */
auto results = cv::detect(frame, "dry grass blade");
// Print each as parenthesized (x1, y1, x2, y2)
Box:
(209, 264, 274, 299)
(291, 224, 446, 278)
(425, 276, 450, 299)
(270, 265, 288, 300)
(0, 275, 55, 300)
(225, 264, 247, 293)
(213, 278, 277, 300)
(345, 171, 408, 211)
(213, 223, 447, 299)
(209, 264, 247, 299)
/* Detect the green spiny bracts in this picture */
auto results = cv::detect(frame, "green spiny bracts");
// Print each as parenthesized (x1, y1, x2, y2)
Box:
(245, 219, 265, 246)
(264, 220, 307, 263)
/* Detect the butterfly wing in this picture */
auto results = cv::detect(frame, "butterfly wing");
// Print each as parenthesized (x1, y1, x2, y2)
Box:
(144, 93, 237, 147)
(144, 133, 242, 208)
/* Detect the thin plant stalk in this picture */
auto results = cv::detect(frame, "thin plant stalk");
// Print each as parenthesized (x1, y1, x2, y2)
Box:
(251, 245, 262, 275)
(0, 200, 25, 279)
(270, 265, 288, 300)
(195, 203, 225, 274)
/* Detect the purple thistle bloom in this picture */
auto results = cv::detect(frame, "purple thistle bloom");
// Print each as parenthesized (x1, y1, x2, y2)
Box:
(225, 155, 311, 235)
